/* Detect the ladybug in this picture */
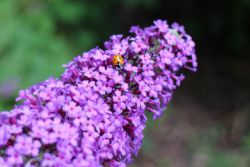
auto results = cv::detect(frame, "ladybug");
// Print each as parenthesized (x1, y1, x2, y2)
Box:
(112, 54, 124, 68)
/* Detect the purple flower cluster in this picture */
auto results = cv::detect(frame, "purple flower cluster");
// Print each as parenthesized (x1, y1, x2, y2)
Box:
(0, 20, 197, 167)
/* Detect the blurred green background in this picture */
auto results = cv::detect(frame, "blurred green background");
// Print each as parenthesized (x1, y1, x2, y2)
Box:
(0, 0, 249, 166)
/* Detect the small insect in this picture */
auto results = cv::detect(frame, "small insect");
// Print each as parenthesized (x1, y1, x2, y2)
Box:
(112, 54, 124, 69)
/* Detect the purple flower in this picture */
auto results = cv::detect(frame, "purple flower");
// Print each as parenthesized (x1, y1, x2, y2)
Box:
(63, 101, 82, 118)
(0, 127, 10, 146)
(42, 153, 56, 167)
(72, 154, 90, 166)
(29, 140, 41, 156)
(6, 147, 23, 165)
(154, 19, 169, 32)
(159, 49, 173, 65)
(131, 37, 148, 53)
(124, 63, 138, 72)
(139, 53, 154, 65)
(0, 19, 197, 167)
